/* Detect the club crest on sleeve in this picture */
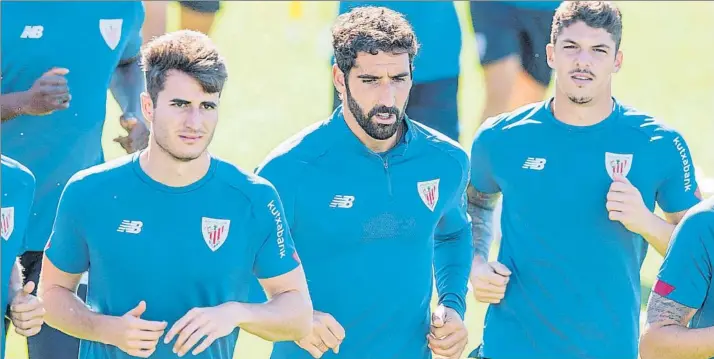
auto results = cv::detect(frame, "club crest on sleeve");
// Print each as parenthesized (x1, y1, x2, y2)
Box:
(1, 207, 15, 241)
(605, 152, 633, 179)
(99, 19, 122, 50)
(417, 179, 440, 212)
(201, 217, 230, 252)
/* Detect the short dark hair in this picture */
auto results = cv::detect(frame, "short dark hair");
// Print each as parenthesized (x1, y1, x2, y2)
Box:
(141, 30, 228, 105)
(332, 6, 419, 77)
(551, 1, 623, 51)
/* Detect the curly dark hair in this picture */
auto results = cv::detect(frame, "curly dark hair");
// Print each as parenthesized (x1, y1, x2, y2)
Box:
(551, 1, 623, 51)
(332, 6, 419, 77)
(141, 30, 228, 106)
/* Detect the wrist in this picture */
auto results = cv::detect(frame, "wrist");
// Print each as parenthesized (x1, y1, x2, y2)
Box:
(639, 212, 667, 238)
(224, 302, 250, 328)
(96, 315, 121, 346)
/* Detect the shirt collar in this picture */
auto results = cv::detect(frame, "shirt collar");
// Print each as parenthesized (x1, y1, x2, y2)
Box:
(329, 105, 416, 157)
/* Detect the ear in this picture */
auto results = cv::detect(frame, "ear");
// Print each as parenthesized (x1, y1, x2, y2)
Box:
(545, 43, 556, 70)
(613, 50, 623, 73)
(140, 92, 154, 125)
(332, 64, 346, 102)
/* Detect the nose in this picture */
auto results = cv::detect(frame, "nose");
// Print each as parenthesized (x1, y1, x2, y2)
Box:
(574, 50, 593, 70)
(377, 82, 396, 108)
(183, 107, 202, 130)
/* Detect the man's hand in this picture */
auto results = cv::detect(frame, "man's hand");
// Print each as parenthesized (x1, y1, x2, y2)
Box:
(9, 281, 45, 337)
(22, 68, 71, 116)
(164, 303, 237, 357)
(113, 114, 149, 154)
(428, 305, 468, 359)
(295, 311, 346, 358)
(606, 174, 653, 235)
(103, 301, 167, 358)
(470, 261, 511, 304)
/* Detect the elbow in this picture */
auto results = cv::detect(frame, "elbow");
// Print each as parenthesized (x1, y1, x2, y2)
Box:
(639, 326, 668, 359)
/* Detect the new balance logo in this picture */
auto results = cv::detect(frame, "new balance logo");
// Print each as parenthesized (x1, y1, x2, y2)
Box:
(329, 195, 355, 208)
(117, 220, 143, 234)
(522, 157, 547, 170)
(20, 25, 44, 39)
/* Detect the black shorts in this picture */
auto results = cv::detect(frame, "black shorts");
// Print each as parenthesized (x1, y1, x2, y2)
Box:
(332, 77, 460, 141)
(469, 1, 555, 86)
(178, 0, 220, 14)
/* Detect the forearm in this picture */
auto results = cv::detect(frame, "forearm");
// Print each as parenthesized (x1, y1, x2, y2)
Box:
(110, 58, 145, 122)
(434, 225, 473, 320)
(40, 285, 115, 344)
(641, 325, 714, 359)
(1, 92, 28, 121)
(8, 261, 24, 303)
(230, 289, 312, 342)
(640, 213, 676, 256)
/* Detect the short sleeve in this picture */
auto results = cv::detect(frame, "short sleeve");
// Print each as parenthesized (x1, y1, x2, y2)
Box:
(120, 3, 144, 62)
(656, 132, 700, 213)
(470, 121, 500, 194)
(255, 157, 299, 227)
(44, 178, 89, 274)
(654, 210, 713, 309)
(252, 184, 300, 279)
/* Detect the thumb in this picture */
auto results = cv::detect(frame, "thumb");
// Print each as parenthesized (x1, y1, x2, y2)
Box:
(490, 262, 512, 277)
(22, 281, 35, 295)
(431, 304, 445, 328)
(44, 67, 70, 76)
(119, 116, 138, 131)
(613, 173, 630, 184)
(126, 301, 146, 318)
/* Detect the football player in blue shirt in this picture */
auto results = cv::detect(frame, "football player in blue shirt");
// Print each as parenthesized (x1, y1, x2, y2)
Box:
(37, 30, 312, 359)
(467, 2, 702, 359)
(335, 1, 462, 141)
(253, 6, 472, 359)
(640, 196, 714, 359)
(1, 156, 45, 358)
(1, 2, 148, 357)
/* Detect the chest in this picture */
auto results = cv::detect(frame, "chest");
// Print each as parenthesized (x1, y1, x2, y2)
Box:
(494, 129, 663, 212)
(82, 192, 259, 283)
(292, 154, 459, 251)
(1, 2, 141, 92)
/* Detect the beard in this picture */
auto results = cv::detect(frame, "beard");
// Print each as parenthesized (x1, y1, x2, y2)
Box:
(568, 95, 593, 105)
(344, 83, 406, 140)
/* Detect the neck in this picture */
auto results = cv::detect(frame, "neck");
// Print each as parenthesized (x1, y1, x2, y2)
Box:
(343, 108, 401, 153)
(552, 86, 615, 127)
(140, 143, 211, 187)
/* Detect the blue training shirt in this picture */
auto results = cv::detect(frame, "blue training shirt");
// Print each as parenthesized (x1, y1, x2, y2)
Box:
(338, 1, 461, 84)
(653, 196, 714, 352)
(503, 1, 562, 11)
(1, 1, 144, 251)
(471, 99, 701, 359)
(44, 153, 301, 359)
(253, 107, 472, 359)
(0, 156, 35, 359)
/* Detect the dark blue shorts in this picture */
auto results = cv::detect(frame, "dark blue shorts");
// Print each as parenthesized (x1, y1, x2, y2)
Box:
(469, 1, 555, 86)
(332, 76, 460, 141)
(179, 0, 220, 14)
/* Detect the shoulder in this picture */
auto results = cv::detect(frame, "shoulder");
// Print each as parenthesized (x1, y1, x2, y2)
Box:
(677, 197, 714, 229)
(472, 101, 546, 150)
(1, 155, 35, 187)
(411, 121, 469, 179)
(65, 154, 135, 194)
(256, 119, 332, 175)
(615, 102, 686, 145)
(212, 157, 280, 205)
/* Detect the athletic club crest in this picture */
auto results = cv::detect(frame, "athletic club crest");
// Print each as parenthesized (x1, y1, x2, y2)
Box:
(1, 207, 15, 241)
(201, 217, 230, 252)
(605, 152, 633, 179)
(417, 179, 440, 212)
(99, 19, 123, 50)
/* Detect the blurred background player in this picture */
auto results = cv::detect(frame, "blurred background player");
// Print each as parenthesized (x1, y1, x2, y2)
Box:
(255, 7, 472, 359)
(333, 1, 463, 141)
(1, 156, 44, 358)
(38, 30, 312, 359)
(640, 196, 714, 359)
(0, 2, 147, 359)
(142, 1, 221, 43)
(467, 2, 702, 358)
(470, 0, 561, 126)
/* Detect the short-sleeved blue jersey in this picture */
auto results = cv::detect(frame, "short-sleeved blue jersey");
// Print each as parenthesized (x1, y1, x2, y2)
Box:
(471, 98, 701, 359)
(44, 153, 300, 359)
(653, 196, 714, 350)
(338, 1, 461, 84)
(1, 1, 144, 251)
(0, 155, 36, 358)
(252, 107, 473, 359)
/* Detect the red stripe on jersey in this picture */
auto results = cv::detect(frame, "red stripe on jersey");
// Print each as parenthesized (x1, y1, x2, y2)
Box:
(653, 279, 675, 297)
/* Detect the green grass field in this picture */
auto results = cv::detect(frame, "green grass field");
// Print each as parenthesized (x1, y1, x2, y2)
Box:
(6, 2, 714, 358)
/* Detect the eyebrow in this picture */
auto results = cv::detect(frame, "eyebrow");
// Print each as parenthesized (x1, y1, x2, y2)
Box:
(563, 39, 611, 49)
(169, 98, 218, 107)
(356, 72, 410, 80)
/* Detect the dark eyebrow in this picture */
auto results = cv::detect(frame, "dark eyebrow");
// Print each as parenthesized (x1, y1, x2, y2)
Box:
(390, 72, 409, 78)
(563, 39, 611, 49)
(357, 74, 380, 80)
(170, 98, 190, 105)
(592, 44, 611, 50)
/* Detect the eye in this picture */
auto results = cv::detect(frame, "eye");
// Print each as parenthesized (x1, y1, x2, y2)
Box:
(202, 103, 216, 110)
(362, 79, 376, 84)
(171, 102, 188, 108)
(393, 77, 406, 83)
(564, 45, 577, 49)
(594, 48, 608, 54)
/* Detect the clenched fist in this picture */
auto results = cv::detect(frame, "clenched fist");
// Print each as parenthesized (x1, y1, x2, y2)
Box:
(470, 261, 511, 304)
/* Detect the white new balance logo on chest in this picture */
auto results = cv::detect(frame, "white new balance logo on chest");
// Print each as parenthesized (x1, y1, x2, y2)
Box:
(522, 157, 547, 170)
(20, 25, 44, 39)
(117, 220, 142, 234)
(330, 195, 354, 208)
